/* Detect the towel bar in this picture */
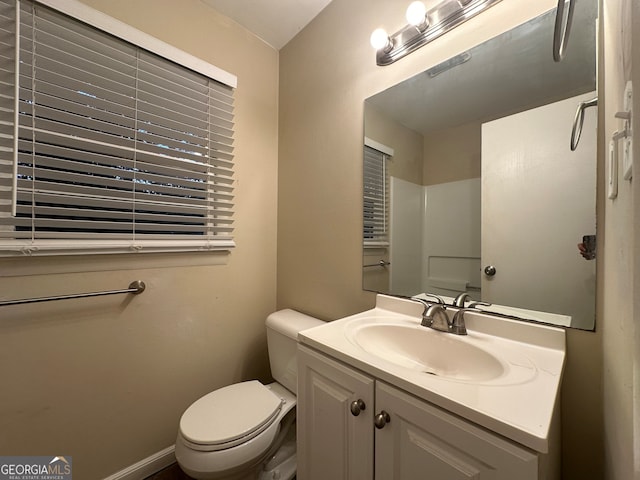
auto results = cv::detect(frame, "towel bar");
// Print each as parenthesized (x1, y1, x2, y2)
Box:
(0, 280, 146, 307)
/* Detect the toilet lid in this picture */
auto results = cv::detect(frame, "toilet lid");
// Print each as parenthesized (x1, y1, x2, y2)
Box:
(180, 381, 284, 447)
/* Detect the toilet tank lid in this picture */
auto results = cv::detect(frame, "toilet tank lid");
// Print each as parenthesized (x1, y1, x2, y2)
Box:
(266, 309, 324, 339)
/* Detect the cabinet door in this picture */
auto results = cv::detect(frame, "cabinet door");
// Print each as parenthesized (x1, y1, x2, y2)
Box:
(297, 345, 374, 480)
(375, 382, 538, 480)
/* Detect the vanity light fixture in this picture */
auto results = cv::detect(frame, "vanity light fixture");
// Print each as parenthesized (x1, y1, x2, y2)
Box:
(370, 0, 503, 66)
(406, 1, 429, 31)
(370, 28, 393, 53)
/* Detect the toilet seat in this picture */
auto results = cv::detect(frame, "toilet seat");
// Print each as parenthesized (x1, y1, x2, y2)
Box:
(180, 381, 284, 452)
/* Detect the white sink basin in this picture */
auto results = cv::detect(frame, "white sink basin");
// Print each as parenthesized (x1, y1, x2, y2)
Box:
(348, 323, 506, 382)
(298, 294, 566, 453)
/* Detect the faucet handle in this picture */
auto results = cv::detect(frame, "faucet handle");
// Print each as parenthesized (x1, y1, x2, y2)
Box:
(468, 301, 491, 308)
(410, 296, 433, 308)
(421, 293, 445, 304)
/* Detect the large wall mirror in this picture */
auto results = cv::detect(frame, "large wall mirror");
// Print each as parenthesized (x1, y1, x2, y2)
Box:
(363, 2, 598, 330)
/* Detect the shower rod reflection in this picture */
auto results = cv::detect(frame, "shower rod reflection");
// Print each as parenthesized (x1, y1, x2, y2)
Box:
(0, 280, 146, 307)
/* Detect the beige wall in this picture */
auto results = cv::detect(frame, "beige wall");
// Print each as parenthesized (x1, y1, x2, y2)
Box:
(634, 5, 640, 476)
(423, 121, 481, 186)
(0, 1, 279, 478)
(364, 103, 424, 184)
(601, 0, 638, 479)
(278, 0, 606, 478)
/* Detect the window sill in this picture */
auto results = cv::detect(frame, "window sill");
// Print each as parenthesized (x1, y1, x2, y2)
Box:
(0, 239, 235, 257)
(0, 246, 232, 278)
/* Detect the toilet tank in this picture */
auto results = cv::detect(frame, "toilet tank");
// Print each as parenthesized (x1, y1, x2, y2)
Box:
(266, 309, 323, 394)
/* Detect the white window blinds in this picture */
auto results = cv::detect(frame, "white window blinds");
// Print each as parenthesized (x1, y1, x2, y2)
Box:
(0, 0, 236, 255)
(363, 144, 389, 246)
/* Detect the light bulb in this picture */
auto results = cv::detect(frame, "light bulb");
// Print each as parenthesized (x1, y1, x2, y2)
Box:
(370, 28, 391, 51)
(406, 1, 427, 26)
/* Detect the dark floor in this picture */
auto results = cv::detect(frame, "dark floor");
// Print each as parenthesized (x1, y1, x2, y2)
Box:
(145, 462, 296, 480)
(144, 463, 194, 480)
(145, 463, 296, 480)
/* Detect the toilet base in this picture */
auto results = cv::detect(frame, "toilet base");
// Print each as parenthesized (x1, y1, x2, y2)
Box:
(178, 436, 296, 480)
(176, 384, 297, 480)
(258, 421, 296, 480)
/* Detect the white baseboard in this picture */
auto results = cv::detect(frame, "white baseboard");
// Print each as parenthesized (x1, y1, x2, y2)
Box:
(103, 445, 176, 480)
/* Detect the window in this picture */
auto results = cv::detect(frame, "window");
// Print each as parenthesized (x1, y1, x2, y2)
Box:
(363, 139, 392, 247)
(0, 0, 236, 255)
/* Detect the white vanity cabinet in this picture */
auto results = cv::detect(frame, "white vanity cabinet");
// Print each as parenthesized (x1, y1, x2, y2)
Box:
(297, 344, 374, 479)
(297, 344, 539, 480)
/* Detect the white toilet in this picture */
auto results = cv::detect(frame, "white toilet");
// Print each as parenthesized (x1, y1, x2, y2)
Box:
(175, 309, 323, 480)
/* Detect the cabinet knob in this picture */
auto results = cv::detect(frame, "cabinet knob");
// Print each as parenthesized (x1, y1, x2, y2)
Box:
(350, 399, 366, 416)
(374, 410, 391, 429)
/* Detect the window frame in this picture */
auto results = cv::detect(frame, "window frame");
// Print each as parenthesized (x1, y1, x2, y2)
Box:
(0, 0, 238, 257)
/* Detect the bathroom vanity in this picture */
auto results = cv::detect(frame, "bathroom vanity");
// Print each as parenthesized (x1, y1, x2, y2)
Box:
(296, 295, 565, 480)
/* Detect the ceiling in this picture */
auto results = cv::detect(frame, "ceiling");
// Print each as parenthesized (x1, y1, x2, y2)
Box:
(201, 0, 334, 50)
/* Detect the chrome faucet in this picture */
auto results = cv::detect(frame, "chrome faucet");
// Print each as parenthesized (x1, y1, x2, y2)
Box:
(413, 301, 479, 336)
(408, 298, 447, 330)
(449, 307, 483, 335)
(408, 296, 470, 335)
(421, 303, 451, 332)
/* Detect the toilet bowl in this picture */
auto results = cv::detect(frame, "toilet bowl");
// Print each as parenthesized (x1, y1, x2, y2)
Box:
(175, 309, 323, 480)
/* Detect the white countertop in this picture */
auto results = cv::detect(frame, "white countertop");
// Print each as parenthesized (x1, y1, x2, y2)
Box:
(298, 294, 566, 453)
